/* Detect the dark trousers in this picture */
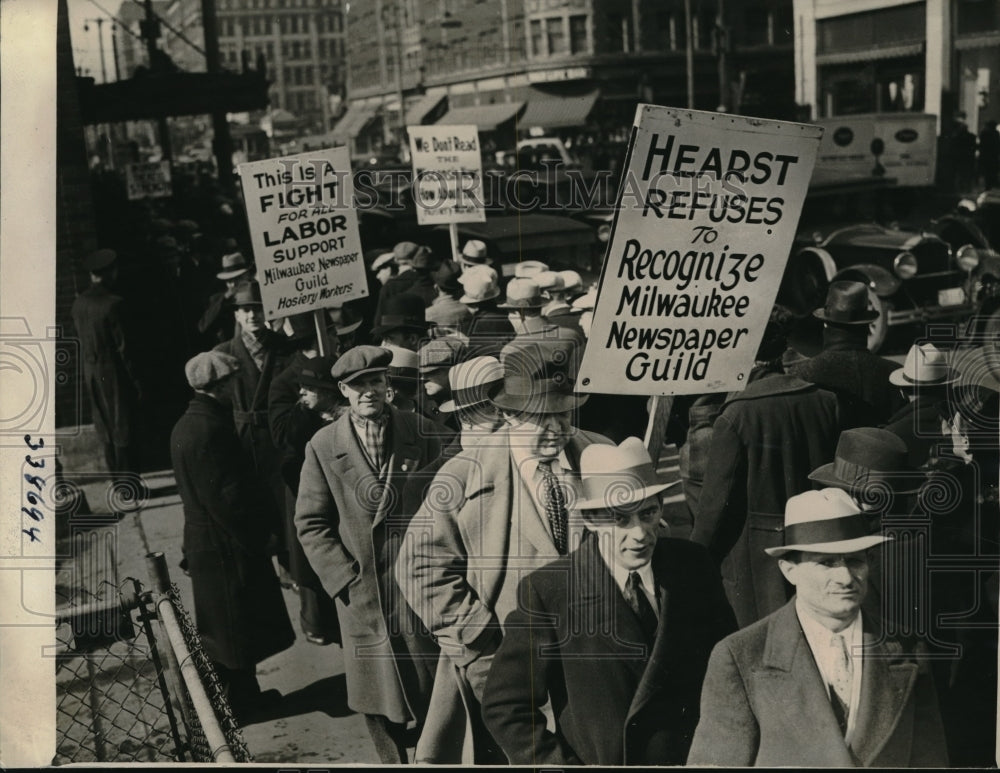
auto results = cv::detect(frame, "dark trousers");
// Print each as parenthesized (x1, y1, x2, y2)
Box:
(213, 663, 261, 712)
(299, 585, 340, 641)
(364, 714, 411, 764)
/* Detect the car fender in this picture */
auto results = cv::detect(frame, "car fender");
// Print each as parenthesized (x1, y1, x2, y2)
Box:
(832, 264, 901, 298)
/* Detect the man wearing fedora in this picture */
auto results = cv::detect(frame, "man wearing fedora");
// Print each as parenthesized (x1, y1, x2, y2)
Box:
(374, 242, 439, 324)
(214, 281, 292, 577)
(416, 336, 466, 434)
(459, 264, 516, 358)
(539, 269, 587, 334)
(692, 306, 840, 628)
(790, 280, 905, 429)
(372, 292, 433, 352)
(197, 249, 253, 345)
(457, 238, 493, 272)
(426, 259, 473, 334)
(687, 488, 948, 767)
(295, 346, 441, 763)
(72, 248, 142, 491)
(481, 437, 735, 765)
(171, 351, 295, 721)
(883, 343, 957, 468)
(500, 276, 586, 352)
(397, 337, 611, 762)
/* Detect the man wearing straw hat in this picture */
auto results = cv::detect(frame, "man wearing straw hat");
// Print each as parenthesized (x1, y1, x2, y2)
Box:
(883, 343, 957, 468)
(481, 437, 735, 765)
(397, 336, 611, 762)
(687, 487, 948, 767)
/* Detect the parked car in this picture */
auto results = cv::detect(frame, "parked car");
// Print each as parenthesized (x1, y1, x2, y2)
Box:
(778, 222, 985, 351)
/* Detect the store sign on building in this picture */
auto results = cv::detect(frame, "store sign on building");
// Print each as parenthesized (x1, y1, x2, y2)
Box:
(407, 124, 487, 225)
(125, 161, 172, 200)
(237, 146, 368, 320)
(813, 113, 937, 187)
(528, 67, 590, 83)
(578, 105, 822, 396)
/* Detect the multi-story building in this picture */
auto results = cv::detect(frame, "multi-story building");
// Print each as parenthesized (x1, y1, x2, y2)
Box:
(794, 0, 1000, 133)
(339, 0, 796, 160)
(114, 0, 172, 77)
(215, 0, 347, 132)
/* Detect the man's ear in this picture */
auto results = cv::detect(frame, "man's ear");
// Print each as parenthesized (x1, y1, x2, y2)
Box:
(338, 381, 350, 399)
(777, 557, 798, 585)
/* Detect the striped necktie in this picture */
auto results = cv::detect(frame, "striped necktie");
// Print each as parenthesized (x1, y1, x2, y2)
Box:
(537, 459, 568, 554)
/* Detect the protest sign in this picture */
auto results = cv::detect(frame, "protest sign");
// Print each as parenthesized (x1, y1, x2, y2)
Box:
(237, 146, 367, 321)
(578, 106, 822, 396)
(407, 125, 486, 225)
(125, 161, 172, 200)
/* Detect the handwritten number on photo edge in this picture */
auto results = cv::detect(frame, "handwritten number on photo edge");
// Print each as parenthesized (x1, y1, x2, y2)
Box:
(25, 454, 45, 468)
(24, 473, 45, 492)
(24, 434, 44, 451)
(26, 491, 45, 507)
(22, 528, 41, 543)
(22, 507, 44, 522)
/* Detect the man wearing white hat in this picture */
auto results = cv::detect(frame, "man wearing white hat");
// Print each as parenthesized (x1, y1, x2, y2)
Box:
(539, 269, 586, 335)
(884, 343, 956, 468)
(457, 238, 493, 272)
(481, 437, 735, 765)
(460, 264, 515, 357)
(687, 488, 948, 767)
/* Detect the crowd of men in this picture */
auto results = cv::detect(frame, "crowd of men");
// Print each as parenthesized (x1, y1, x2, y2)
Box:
(72, 217, 999, 766)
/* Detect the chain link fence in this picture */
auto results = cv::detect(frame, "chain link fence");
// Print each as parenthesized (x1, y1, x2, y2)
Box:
(54, 553, 252, 764)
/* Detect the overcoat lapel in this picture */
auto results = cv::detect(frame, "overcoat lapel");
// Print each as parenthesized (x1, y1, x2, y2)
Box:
(627, 552, 673, 718)
(374, 408, 423, 528)
(755, 602, 854, 766)
(330, 415, 369, 512)
(512, 457, 561, 558)
(849, 625, 918, 765)
(569, 537, 648, 681)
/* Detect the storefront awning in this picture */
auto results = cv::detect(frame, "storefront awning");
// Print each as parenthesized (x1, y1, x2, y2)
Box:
(436, 101, 525, 131)
(406, 92, 447, 126)
(520, 89, 600, 130)
(816, 42, 924, 66)
(956, 33, 1000, 51)
(332, 103, 378, 140)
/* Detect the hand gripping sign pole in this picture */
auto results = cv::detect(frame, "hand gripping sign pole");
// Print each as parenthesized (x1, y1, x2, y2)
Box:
(576, 106, 822, 459)
(237, 146, 369, 328)
(407, 125, 487, 259)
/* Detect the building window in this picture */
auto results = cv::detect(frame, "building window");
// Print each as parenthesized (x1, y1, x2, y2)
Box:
(957, 0, 1000, 34)
(606, 13, 624, 53)
(292, 40, 301, 58)
(547, 16, 566, 55)
(819, 57, 924, 116)
(569, 14, 587, 54)
(818, 4, 925, 53)
(530, 19, 544, 56)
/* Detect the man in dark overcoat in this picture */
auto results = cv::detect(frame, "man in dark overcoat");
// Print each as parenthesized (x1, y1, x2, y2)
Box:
(170, 351, 295, 719)
(214, 281, 289, 570)
(268, 322, 342, 645)
(789, 280, 905, 429)
(883, 343, 955, 468)
(295, 346, 442, 763)
(482, 437, 735, 765)
(688, 488, 948, 767)
(692, 309, 840, 628)
(71, 249, 141, 487)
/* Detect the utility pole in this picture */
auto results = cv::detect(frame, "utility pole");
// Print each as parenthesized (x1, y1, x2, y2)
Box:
(716, 0, 729, 111)
(84, 18, 108, 82)
(141, 0, 173, 160)
(201, 0, 235, 193)
(111, 23, 121, 81)
(684, 0, 695, 108)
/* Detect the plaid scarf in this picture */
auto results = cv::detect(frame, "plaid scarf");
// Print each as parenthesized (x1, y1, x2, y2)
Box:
(351, 409, 390, 473)
(241, 329, 266, 372)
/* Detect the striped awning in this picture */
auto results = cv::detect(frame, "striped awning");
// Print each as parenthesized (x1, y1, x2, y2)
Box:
(405, 92, 447, 126)
(956, 33, 1000, 51)
(436, 101, 525, 131)
(816, 42, 924, 66)
(331, 103, 378, 140)
(520, 89, 600, 130)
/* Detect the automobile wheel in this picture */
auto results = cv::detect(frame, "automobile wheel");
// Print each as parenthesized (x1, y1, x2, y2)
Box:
(867, 288, 889, 353)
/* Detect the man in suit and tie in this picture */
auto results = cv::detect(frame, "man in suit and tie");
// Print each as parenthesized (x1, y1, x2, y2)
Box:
(481, 437, 736, 765)
(295, 346, 442, 763)
(397, 336, 610, 762)
(687, 487, 948, 767)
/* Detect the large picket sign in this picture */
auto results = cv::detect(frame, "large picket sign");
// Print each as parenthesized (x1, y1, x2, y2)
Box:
(407, 125, 486, 225)
(578, 106, 822, 396)
(237, 147, 367, 320)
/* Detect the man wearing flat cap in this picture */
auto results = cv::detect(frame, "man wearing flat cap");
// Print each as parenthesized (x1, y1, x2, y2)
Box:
(171, 351, 295, 721)
(398, 337, 611, 762)
(687, 488, 948, 767)
(482, 437, 735, 765)
(789, 280, 905, 429)
(295, 346, 441, 763)
(71, 248, 142, 492)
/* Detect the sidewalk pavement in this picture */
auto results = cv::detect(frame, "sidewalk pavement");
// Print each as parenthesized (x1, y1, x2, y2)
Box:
(74, 469, 380, 765)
